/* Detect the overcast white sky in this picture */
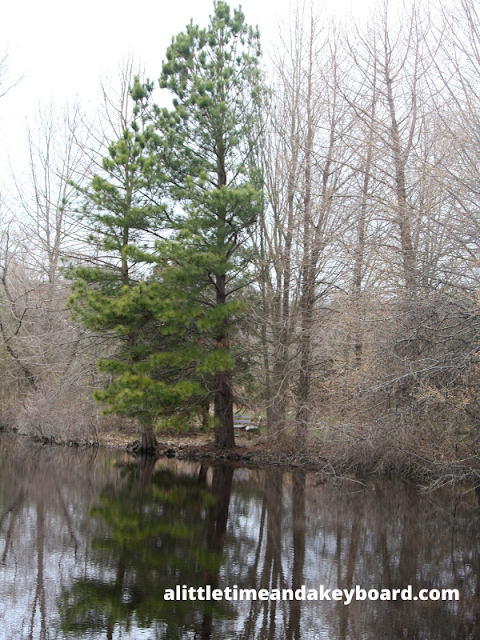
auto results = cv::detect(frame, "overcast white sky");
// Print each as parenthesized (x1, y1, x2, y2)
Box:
(0, 0, 361, 191)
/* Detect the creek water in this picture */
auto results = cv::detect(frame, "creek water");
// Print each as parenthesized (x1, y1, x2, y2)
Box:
(0, 434, 479, 639)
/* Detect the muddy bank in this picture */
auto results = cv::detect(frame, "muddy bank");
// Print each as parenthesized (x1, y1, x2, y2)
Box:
(126, 433, 325, 470)
(153, 440, 327, 471)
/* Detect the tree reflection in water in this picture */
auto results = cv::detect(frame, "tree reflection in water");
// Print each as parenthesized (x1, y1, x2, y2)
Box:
(1, 437, 480, 640)
(58, 458, 234, 639)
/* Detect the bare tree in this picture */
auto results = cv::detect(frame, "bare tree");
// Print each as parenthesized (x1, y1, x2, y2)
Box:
(0, 58, 156, 440)
(429, 0, 480, 291)
(293, 15, 353, 445)
(347, 0, 437, 296)
(255, 7, 305, 441)
(11, 101, 91, 283)
(257, 6, 354, 446)
(0, 50, 22, 100)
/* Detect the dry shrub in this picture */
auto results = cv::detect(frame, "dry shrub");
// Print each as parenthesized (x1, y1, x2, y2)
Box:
(305, 292, 480, 479)
(15, 382, 99, 443)
(0, 380, 24, 429)
(318, 414, 458, 476)
(313, 374, 475, 481)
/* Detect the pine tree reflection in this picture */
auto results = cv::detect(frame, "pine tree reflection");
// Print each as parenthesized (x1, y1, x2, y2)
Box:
(201, 465, 234, 639)
(58, 459, 234, 638)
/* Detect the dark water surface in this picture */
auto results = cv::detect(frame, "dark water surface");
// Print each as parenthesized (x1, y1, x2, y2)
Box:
(1, 435, 480, 639)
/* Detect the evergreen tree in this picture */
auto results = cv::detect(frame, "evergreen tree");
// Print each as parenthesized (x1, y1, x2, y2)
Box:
(69, 3, 263, 450)
(68, 80, 169, 450)
(154, 1, 263, 447)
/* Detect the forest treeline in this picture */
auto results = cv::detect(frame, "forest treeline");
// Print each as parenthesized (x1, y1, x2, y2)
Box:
(1, 0, 480, 473)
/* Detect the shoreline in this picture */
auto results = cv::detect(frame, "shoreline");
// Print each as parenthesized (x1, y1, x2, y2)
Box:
(3, 427, 480, 489)
(153, 440, 333, 472)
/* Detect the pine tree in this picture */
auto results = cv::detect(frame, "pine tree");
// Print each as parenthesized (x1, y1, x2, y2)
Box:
(154, 1, 264, 447)
(68, 80, 169, 451)
(69, 3, 263, 450)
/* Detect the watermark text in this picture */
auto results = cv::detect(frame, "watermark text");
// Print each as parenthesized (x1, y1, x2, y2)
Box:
(164, 585, 459, 604)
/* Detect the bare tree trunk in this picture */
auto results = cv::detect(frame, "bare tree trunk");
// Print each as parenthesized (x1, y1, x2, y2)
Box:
(270, 66, 301, 441)
(353, 68, 376, 366)
(385, 58, 417, 295)
(295, 14, 316, 446)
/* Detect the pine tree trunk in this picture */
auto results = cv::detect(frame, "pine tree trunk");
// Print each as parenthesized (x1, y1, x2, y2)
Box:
(214, 270, 235, 449)
(141, 426, 157, 452)
(214, 370, 235, 448)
